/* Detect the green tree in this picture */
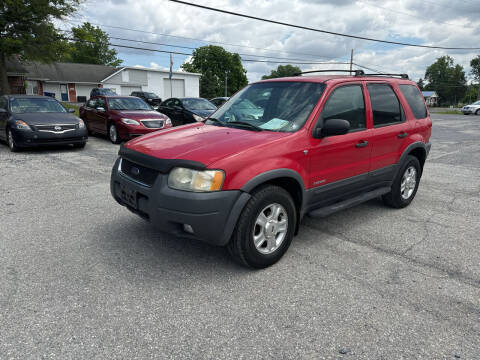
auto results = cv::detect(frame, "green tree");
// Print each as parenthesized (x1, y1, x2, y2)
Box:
(470, 55, 480, 100)
(63, 22, 122, 66)
(0, 0, 80, 94)
(262, 64, 302, 79)
(424, 56, 467, 105)
(181, 45, 248, 98)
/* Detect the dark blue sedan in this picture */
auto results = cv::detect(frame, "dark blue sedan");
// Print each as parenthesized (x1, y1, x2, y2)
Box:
(0, 95, 88, 152)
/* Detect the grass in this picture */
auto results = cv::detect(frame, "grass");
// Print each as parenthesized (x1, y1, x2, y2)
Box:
(61, 102, 80, 117)
(435, 110, 463, 115)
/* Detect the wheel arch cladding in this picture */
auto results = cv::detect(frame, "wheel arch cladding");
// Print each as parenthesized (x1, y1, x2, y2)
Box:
(409, 146, 427, 170)
(241, 169, 305, 235)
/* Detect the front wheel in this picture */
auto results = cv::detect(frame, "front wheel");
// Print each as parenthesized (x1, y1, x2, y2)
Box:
(7, 129, 20, 152)
(108, 123, 121, 144)
(73, 142, 86, 149)
(476, 109, 480, 115)
(383, 155, 421, 208)
(228, 185, 296, 269)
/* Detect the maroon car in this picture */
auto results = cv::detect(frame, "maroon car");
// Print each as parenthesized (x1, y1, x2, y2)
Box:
(80, 96, 172, 144)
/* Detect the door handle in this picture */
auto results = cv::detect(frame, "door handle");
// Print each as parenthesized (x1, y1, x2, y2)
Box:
(397, 132, 408, 138)
(355, 140, 369, 148)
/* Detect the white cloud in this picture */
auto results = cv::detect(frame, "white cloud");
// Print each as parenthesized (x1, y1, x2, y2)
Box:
(72, 0, 480, 82)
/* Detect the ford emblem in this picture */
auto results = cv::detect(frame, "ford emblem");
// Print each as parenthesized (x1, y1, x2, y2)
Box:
(54, 125, 62, 131)
(131, 167, 140, 176)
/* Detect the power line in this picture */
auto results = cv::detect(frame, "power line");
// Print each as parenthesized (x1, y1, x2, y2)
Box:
(168, 0, 480, 50)
(65, 37, 350, 65)
(107, 36, 347, 63)
(64, 19, 349, 61)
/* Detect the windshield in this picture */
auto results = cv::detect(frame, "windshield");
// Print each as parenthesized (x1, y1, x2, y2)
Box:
(98, 88, 116, 95)
(10, 97, 67, 114)
(473, 101, 480, 105)
(144, 92, 158, 98)
(206, 81, 325, 132)
(108, 97, 151, 110)
(182, 98, 216, 110)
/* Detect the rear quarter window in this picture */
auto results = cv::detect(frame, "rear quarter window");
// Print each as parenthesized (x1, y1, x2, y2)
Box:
(399, 84, 427, 119)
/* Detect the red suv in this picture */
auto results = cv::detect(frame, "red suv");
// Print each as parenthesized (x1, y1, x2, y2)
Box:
(80, 96, 172, 143)
(110, 72, 432, 268)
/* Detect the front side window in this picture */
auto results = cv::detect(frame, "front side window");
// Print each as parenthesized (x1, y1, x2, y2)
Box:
(10, 97, 67, 113)
(0, 97, 7, 110)
(367, 84, 403, 127)
(96, 98, 106, 109)
(399, 85, 427, 119)
(206, 81, 325, 132)
(87, 99, 96, 108)
(107, 97, 150, 110)
(320, 85, 366, 131)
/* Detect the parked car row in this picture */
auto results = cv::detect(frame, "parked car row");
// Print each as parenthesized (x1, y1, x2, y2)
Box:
(0, 91, 227, 150)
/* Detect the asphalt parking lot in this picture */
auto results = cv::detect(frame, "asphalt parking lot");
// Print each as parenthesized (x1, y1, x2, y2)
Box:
(1, 113, 479, 359)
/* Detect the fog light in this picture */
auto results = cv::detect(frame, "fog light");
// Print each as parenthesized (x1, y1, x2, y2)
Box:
(183, 224, 194, 234)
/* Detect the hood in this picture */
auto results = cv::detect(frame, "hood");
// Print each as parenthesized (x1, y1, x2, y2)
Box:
(189, 109, 216, 118)
(12, 112, 79, 125)
(110, 110, 166, 120)
(125, 123, 290, 166)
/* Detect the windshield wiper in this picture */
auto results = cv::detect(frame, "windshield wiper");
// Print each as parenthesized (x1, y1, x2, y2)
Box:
(227, 121, 263, 131)
(205, 117, 226, 127)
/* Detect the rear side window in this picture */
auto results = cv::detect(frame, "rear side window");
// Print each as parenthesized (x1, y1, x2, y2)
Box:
(399, 85, 427, 119)
(367, 84, 403, 127)
(320, 85, 366, 131)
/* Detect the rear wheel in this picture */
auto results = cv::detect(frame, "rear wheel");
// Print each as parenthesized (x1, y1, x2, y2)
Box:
(7, 129, 20, 152)
(228, 185, 296, 269)
(383, 155, 421, 208)
(108, 123, 121, 144)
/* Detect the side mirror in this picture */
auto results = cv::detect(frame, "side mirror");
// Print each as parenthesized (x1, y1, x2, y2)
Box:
(68, 108, 75, 113)
(96, 107, 105, 112)
(313, 119, 350, 138)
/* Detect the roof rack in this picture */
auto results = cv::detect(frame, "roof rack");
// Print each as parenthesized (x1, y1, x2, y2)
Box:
(362, 73, 409, 79)
(294, 69, 409, 79)
(294, 69, 365, 76)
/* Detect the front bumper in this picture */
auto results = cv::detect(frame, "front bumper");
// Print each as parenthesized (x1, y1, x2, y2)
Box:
(117, 123, 170, 140)
(110, 157, 250, 246)
(12, 128, 88, 147)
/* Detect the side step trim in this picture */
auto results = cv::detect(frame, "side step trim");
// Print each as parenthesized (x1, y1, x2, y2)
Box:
(308, 187, 391, 218)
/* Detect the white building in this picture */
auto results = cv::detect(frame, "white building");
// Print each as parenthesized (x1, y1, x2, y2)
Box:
(7, 60, 200, 102)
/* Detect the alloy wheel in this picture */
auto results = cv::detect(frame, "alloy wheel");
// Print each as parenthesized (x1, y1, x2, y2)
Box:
(253, 203, 288, 255)
(109, 124, 117, 143)
(400, 166, 417, 200)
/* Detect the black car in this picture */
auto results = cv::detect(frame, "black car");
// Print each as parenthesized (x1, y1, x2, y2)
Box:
(0, 95, 88, 152)
(158, 97, 216, 126)
(90, 88, 116, 98)
(131, 91, 162, 110)
(210, 97, 229, 107)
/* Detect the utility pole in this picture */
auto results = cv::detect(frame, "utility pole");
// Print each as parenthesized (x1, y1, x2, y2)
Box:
(225, 71, 228, 97)
(349, 49, 354, 73)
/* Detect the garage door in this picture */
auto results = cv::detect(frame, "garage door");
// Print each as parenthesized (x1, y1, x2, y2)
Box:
(163, 79, 185, 98)
(121, 86, 142, 95)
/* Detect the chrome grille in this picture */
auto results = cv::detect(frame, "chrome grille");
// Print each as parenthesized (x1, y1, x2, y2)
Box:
(140, 119, 164, 128)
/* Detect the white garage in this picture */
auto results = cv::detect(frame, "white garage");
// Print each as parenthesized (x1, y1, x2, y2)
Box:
(120, 86, 142, 96)
(163, 79, 185, 98)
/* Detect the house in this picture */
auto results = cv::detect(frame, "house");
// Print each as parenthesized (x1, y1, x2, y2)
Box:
(5, 59, 201, 102)
(421, 91, 438, 106)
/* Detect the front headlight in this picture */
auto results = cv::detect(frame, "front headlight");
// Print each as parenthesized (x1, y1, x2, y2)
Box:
(15, 120, 32, 130)
(165, 117, 172, 126)
(121, 118, 140, 125)
(77, 118, 85, 128)
(168, 167, 225, 192)
(192, 114, 204, 122)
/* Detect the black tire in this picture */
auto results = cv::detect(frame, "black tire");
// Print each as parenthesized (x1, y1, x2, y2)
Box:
(7, 128, 20, 152)
(227, 185, 297, 269)
(73, 142, 86, 149)
(476, 109, 480, 115)
(108, 123, 121, 144)
(382, 155, 421, 209)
